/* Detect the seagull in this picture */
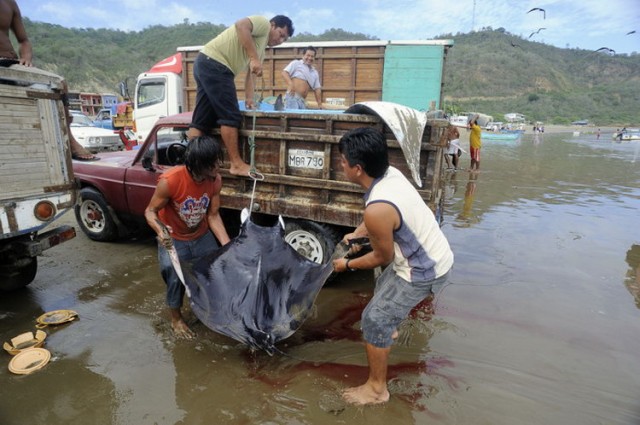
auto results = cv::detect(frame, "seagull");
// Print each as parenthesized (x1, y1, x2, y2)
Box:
(528, 27, 547, 38)
(511, 40, 522, 48)
(626, 30, 636, 35)
(527, 7, 546, 19)
(595, 47, 616, 55)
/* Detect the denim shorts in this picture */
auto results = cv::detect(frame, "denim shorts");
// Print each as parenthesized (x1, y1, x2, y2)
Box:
(361, 265, 450, 348)
(190, 53, 242, 132)
(284, 93, 306, 109)
(158, 231, 219, 309)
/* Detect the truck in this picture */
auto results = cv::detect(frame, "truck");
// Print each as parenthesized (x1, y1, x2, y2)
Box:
(92, 104, 132, 129)
(0, 65, 77, 290)
(73, 106, 449, 264)
(132, 40, 453, 144)
(72, 40, 452, 263)
(92, 102, 137, 150)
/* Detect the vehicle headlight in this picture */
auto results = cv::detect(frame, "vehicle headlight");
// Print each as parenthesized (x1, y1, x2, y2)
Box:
(87, 137, 101, 144)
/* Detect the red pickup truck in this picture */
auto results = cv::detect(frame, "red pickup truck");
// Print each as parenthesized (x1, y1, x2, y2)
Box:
(73, 110, 446, 263)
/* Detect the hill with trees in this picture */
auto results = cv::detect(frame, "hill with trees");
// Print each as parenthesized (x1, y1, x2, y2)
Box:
(17, 19, 640, 126)
(441, 27, 640, 125)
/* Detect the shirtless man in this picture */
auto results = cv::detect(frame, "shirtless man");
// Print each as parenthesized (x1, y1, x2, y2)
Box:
(0, 0, 97, 160)
(0, 0, 32, 66)
(281, 46, 323, 109)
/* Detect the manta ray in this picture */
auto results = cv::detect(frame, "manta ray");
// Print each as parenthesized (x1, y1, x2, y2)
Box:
(170, 215, 344, 355)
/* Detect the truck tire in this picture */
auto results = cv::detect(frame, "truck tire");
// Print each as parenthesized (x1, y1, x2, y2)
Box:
(284, 220, 340, 264)
(0, 256, 37, 291)
(75, 187, 119, 242)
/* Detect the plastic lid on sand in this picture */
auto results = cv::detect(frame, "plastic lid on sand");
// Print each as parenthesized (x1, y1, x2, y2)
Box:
(35, 310, 78, 328)
(8, 347, 51, 375)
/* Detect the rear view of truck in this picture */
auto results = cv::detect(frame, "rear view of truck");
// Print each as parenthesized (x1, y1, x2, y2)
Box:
(0, 66, 76, 290)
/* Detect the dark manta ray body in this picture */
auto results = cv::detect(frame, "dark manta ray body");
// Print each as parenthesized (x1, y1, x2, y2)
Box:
(181, 217, 337, 355)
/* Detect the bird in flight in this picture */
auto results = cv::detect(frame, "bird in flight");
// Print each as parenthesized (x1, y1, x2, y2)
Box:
(527, 7, 546, 19)
(595, 47, 616, 55)
(511, 41, 522, 48)
(528, 27, 547, 38)
(626, 30, 636, 35)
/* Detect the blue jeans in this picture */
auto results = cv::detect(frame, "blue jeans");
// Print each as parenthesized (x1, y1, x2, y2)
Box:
(361, 265, 450, 348)
(284, 92, 306, 109)
(158, 231, 219, 309)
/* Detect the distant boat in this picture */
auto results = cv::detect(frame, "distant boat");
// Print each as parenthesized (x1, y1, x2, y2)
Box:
(613, 128, 640, 141)
(481, 131, 522, 141)
(571, 119, 589, 126)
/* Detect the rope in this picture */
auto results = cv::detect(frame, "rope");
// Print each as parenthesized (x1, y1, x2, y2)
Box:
(244, 75, 266, 216)
(247, 75, 265, 174)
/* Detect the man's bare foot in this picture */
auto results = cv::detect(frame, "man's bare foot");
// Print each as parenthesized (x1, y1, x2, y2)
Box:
(229, 161, 253, 176)
(342, 384, 390, 406)
(172, 318, 196, 339)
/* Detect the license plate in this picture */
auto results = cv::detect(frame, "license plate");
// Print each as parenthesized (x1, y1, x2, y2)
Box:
(288, 149, 324, 169)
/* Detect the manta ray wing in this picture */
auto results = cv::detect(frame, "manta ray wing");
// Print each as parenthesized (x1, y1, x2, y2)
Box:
(182, 218, 335, 355)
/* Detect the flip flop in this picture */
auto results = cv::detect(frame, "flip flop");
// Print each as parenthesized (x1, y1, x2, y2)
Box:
(72, 153, 100, 161)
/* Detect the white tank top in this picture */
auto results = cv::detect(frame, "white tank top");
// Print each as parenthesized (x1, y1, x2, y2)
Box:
(365, 167, 454, 282)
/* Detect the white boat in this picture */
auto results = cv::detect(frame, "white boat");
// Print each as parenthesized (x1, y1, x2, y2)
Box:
(612, 128, 640, 141)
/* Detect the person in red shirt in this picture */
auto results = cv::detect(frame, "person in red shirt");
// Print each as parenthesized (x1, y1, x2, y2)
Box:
(145, 136, 231, 339)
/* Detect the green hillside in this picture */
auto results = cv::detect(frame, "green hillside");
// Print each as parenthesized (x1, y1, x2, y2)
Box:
(442, 28, 640, 125)
(17, 20, 640, 126)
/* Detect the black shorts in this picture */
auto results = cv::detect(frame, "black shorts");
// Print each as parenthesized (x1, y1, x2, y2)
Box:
(190, 53, 242, 132)
(0, 58, 19, 67)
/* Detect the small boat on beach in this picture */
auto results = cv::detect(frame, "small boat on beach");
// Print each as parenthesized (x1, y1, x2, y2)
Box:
(481, 131, 522, 141)
(612, 128, 640, 141)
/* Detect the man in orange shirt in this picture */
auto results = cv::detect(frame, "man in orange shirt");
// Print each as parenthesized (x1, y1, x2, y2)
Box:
(145, 136, 231, 338)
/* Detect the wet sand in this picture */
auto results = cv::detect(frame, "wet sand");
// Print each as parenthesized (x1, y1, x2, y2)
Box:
(1, 131, 639, 424)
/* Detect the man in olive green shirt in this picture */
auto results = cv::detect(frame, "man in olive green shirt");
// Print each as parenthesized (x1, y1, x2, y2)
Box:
(188, 15, 294, 176)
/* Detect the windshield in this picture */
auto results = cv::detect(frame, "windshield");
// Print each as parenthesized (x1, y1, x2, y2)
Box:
(71, 113, 95, 127)
(137, 78, 166, 108)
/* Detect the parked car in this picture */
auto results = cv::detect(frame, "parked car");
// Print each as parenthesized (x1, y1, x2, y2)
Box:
(70, 111, 123, 153)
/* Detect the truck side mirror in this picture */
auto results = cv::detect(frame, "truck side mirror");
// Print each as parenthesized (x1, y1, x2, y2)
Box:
(141, 152, 155, 171)
(119, 81, 129, 99)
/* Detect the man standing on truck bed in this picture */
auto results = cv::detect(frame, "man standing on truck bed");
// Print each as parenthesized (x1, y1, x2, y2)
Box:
(145, 136, 231, 339)
(0, 0, 31, 66)
(188, 15, 294, 176)
(1, 0, 98, 161)
(332, 127, 454, 405)
(281, 46, 323, 109)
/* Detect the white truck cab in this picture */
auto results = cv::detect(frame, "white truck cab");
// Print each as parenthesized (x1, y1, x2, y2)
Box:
(133, 71, 184, 144)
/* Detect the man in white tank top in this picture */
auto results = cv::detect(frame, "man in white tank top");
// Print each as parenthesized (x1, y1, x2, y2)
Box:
(333, 127, 454, 405)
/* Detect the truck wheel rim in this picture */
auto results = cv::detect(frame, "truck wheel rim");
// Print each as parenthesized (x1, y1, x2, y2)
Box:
(284, 230, 324, 264)
(80, 200, 105, 233)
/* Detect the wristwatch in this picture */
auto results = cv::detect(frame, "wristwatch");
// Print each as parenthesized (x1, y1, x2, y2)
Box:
(345, 259, 356, 272)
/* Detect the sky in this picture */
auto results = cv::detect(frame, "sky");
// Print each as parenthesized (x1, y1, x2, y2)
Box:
(18, 0, 640, 55)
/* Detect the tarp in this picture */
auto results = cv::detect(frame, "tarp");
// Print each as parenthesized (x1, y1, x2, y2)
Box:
(345, 101, 425, 187)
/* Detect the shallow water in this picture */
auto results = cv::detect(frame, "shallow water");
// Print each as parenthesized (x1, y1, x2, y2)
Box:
(1, 131, 639, 424)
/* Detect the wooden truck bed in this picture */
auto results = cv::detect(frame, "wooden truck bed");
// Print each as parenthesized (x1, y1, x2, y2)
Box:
(218, 109, 448, 229)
